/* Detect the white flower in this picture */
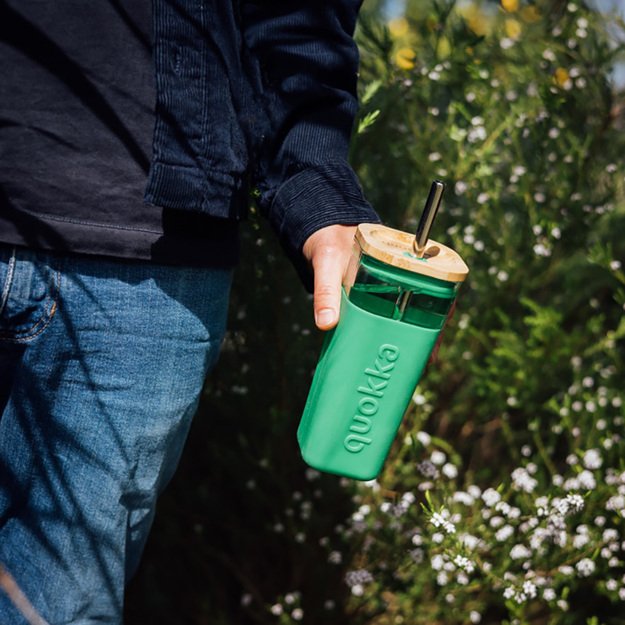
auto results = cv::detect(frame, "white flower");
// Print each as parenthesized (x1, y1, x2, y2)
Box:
(416, 431, 431, 447)
(542, 49, 556, 62)
(468, 485, 482, 498)
(482, 488, 501, 507)
(328, 551, 342, 564)
(496, 525, 514, 542)
(430, 509, 456, 534)
(512, 467, 538, 493)
(454, 555, 476, 574)
(563, 495, 583, 515)
(576, 558, 596, 577)
(431, 554, 445, 571)
(291, 608, 304, 620)
(442, 463, 458, 479)
(437, 571, 449, 585)
(270, 604, 283, 615)
(431, 450, 447, 465)
(523, 580, 538, 599)
(351, 584, 364, 596)
(455, 181, 468, 195)
(510, 544, 532, 560)
(583, 449, 603, 470)
(577, 470, 596, 489)
(453, 491, 475, 506)
(543, 588, 556, 601)
(610, 260, 622, 270)
(305, 468, 321, 481)
(428, 152, 442, 162)
(401, 493, 416, 509)
(503, 587, 516, 600)
(459, 533, 480, 550)
(533, 242, 551, 257)
(500, 37, 515, 49)
(468, 126, 487, 143)
(606, 495, 625, 511)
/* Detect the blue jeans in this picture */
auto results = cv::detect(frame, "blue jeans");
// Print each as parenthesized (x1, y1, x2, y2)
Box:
(0, 245, 232, 624)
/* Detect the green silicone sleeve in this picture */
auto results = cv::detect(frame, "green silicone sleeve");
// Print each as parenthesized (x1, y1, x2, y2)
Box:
(297, 290, 442, 481)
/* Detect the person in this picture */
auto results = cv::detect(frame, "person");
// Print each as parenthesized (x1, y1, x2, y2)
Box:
(0, 1, 380, 623)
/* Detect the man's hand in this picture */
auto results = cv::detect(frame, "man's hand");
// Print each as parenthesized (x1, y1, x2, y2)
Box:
(302, 224, 357, 331)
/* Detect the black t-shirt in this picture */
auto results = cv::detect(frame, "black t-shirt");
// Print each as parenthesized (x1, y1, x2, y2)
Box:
(0, 1, 239, 268)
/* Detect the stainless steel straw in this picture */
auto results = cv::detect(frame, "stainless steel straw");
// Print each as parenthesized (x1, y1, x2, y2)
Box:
(396, 180, 446, 318)
(414, 180, 445, 258)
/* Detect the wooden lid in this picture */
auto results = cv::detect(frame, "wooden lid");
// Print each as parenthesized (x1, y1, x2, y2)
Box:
(355, 223, 469, 283)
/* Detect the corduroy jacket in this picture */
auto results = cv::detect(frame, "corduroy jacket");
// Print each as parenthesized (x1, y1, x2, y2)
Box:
(146, 0, 380, 282)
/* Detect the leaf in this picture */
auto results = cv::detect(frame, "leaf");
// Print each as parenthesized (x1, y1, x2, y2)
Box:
(357, 109, 381, 134)
(362, 79, 382, 105)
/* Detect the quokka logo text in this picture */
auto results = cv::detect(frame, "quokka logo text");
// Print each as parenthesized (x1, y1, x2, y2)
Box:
(343, 343, 399, 453)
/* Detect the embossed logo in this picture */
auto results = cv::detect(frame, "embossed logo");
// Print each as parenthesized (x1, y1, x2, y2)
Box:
(343, 343, 400, 453)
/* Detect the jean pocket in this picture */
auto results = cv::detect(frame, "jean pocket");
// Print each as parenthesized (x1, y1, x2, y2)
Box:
(0, 247, 60, 343)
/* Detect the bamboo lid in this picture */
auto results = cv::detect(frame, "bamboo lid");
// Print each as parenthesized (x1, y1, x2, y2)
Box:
(355, 223, 469, 283)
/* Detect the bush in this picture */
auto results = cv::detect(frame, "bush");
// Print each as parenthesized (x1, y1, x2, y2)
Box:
(343, 1, 625, 624)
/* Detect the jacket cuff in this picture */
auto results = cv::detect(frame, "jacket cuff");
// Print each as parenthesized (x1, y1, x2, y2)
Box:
(266, 162, 381, 291)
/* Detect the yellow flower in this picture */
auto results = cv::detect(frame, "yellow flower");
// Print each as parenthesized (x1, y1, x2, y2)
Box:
(395, 47, 416, 70)
(521, 5, 541, 22)
(501, 0, 519, 12)
(505, 18, 522, 39)
(388, 17, 409, 39)
(555, 67, 570, 86)
(462, 5, 493, 36)
(437, 36, 452, 59)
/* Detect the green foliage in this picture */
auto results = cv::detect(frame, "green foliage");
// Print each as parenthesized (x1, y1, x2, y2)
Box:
(126, 1, 625, 624)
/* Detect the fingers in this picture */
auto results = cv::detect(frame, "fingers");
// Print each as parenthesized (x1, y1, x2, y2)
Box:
(302, 225, 357, 331)
(311, 244, 345, 330)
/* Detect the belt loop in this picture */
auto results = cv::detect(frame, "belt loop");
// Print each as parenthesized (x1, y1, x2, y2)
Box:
(0, 247, 17, 317)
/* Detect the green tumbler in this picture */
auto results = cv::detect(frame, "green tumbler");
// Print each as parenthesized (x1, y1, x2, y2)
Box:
(297, 183, 469, 480)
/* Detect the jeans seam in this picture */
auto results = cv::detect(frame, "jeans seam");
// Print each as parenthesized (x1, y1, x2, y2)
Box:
(0, 258, 61, 344)
(0, 247, 17, 317)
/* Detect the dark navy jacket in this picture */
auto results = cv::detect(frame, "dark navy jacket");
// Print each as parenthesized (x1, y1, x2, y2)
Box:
(147, 0, 380, 280)
(0, 1, 379, 283)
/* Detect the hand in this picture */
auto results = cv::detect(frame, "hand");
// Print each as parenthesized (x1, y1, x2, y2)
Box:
(302, 224, 357, 331)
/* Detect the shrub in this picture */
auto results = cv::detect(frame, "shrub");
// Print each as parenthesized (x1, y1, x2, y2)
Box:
(341, 1, 625, 623)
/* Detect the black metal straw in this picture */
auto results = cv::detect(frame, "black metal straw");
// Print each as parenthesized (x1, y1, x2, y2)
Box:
(414, 180, 445, 258)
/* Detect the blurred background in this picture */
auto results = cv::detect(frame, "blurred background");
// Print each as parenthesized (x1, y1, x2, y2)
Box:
(125, 1, 625, 623)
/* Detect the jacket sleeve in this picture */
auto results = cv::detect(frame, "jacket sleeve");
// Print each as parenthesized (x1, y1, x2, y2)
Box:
(240, 0, 381, 289)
